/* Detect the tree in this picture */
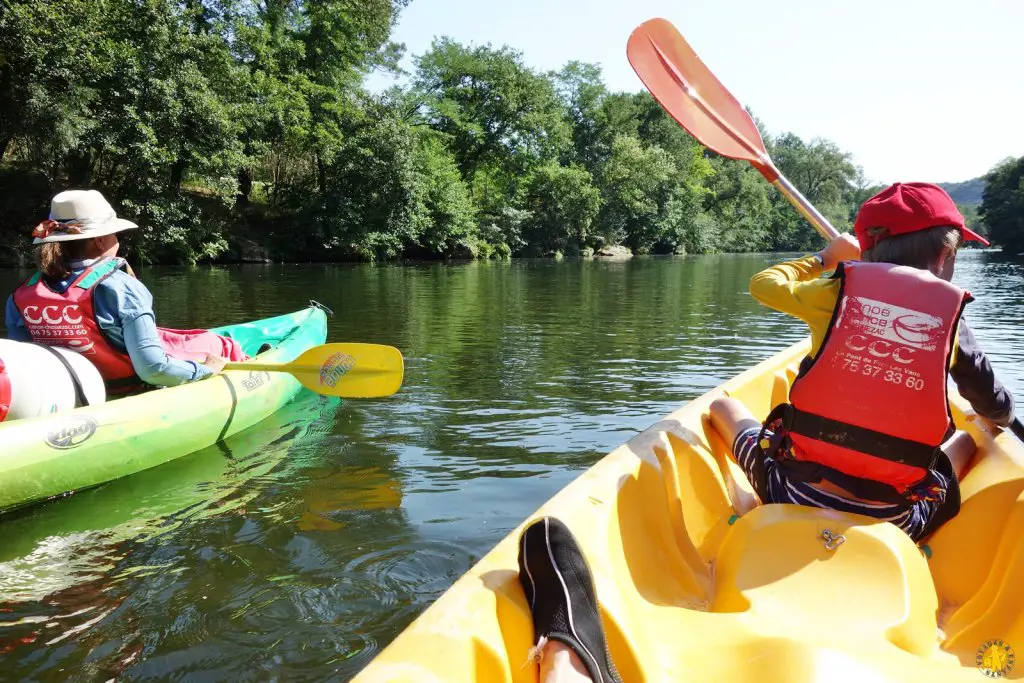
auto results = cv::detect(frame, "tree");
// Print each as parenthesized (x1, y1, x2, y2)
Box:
(766, 133, 859, 250)
(980, 156, 1024, 255)
(597, 135, 711, 254)
(225, 0, 408, 202)
(551, 61, 608, 173)
(703, 155, 773, 252)
(519, 162, 601, 255)
(412, 38, 571, 201)
(0, 0, 101, 165)
(273, 97, 419, 261)
(0, 7, 907, 265)
(409, 134, 477, 257)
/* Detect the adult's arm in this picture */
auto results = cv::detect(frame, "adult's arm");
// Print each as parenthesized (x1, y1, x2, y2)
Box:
(94, 274, 213, 386)
(121, 313, 212, 386)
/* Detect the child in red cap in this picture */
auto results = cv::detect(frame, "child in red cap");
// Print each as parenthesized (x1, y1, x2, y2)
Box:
(709, 182, 1015, 541)
(509, 185, 1015, 683)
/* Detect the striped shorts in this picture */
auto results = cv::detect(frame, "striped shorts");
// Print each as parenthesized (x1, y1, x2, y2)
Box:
(733, 427, 955, 542)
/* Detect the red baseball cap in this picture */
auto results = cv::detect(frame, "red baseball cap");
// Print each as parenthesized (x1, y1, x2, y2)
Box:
(853, 182, 989, 251)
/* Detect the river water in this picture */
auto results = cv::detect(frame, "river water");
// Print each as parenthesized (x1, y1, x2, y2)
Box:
(0, 251, 1021, 681)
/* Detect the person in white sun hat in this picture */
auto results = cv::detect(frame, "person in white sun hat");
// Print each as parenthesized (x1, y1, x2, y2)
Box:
(4, 189, 248, 394)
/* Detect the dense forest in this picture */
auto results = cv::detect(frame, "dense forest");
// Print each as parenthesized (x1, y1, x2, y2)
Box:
(0, 1, 1019, 264)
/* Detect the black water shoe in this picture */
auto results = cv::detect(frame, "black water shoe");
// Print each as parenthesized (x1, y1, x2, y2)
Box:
(517, 516, 623, 683)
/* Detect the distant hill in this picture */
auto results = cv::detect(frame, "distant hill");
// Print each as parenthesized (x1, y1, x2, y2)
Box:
(937, 178, 985, 206)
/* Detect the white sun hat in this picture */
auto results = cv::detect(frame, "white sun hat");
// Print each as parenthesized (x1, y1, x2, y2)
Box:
(32, 190, 139, 244)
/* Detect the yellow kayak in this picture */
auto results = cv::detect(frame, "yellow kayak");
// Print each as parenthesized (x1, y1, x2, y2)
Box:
(352, 339, 1024, 682)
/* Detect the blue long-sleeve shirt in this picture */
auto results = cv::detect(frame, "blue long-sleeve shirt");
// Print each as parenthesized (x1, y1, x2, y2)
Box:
(5, 259, 212, 386)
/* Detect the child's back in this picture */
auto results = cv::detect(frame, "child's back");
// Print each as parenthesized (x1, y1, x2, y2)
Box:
(710, 182, 1014, 541)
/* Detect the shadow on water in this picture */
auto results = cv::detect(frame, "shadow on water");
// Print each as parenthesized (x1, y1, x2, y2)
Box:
(0, 251, 1020, 681)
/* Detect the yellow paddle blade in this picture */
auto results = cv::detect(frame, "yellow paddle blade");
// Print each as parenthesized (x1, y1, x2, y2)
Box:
(225, 343, 404, 398)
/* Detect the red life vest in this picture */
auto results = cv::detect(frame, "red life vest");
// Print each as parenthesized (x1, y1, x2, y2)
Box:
(779, 261, 971, 499)
(12, 258, 143, 395)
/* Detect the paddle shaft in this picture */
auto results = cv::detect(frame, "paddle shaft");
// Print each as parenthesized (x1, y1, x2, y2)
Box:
(771, 174, 840, 242)
(1011, 417, 1024, 443)
(224, 362, 311, 372)
(644, 33, 839, 242)
(224, 362, 389, 374)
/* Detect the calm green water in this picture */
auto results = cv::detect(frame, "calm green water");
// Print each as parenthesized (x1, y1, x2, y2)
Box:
(0, 252, 1021, 681)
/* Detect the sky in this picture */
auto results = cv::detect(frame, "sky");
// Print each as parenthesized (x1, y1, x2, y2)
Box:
(365, 0, 1024, 185)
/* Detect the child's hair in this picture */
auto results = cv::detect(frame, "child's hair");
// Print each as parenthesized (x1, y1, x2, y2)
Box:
(35, 240, 90, 281)
(861, 225, 963, 270)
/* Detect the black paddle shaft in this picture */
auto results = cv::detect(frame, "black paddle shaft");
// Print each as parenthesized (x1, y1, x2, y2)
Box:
(1011, 417, 1024, 444)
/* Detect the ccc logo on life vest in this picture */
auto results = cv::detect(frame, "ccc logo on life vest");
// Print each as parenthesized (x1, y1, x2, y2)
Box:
(22, 304, 83, 325)
(845, 335, 916, 364)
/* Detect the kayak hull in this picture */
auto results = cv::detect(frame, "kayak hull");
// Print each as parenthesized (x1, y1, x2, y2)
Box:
(0, 305, 328, 513)
(352, 339, 1024, 682)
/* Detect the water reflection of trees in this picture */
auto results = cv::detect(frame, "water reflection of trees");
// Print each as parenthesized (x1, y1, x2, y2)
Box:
(342, 256, 807, 470)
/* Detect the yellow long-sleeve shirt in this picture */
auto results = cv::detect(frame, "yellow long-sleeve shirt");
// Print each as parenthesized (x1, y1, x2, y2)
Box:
(748, 254, 839, 359)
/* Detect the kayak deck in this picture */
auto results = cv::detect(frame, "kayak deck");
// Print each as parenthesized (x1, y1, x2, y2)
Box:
(352, 339, 1024, 682)
(0, 305, 328, 513)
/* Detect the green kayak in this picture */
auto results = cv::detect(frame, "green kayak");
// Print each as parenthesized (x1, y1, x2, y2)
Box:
(0, 304, 328, 514)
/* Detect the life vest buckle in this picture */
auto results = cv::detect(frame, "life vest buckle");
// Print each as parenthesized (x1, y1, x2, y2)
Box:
(759, 403, 795, 461)
(906, 472, 947, 504)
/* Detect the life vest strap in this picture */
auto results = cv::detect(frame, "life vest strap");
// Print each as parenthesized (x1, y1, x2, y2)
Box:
(777, 459, 915, 504)
(74, 257, 123, 290)
(789, 407, 940, 471)
(105, 374, 145, 394)
(35, 344, 90, 408)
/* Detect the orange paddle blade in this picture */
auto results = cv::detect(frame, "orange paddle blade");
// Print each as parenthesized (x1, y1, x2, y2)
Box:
(627, 18, 777, 181)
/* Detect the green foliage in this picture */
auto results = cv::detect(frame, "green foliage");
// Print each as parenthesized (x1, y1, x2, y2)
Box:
(597, 135, 711, 255)
(412, 38, 570, 200)
(958, 203, 985, 241)
(519, 162, 600, 255)
(980, 157, 1024, 255)
(765, 134, 859, 252)
(703, 156, 773, 253)
(1, 4, 952, 264)
(409, 134, 477, 257)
